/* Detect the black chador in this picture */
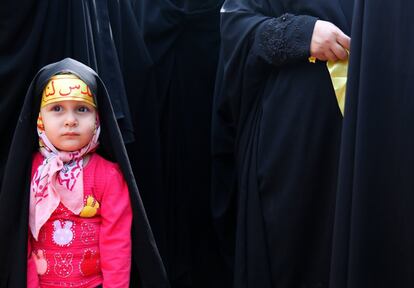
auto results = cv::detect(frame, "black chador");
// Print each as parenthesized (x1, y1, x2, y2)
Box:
(330, 1, 414, 287)
(0, 58, 169, 288)
(0, 1, 162, 215)
(212, 0, 354, 287)
(133, 1, 228, 288)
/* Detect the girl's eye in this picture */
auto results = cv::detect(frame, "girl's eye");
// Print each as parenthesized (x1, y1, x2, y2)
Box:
(51, 105, 62, 112)
(78, 106, 90, 112)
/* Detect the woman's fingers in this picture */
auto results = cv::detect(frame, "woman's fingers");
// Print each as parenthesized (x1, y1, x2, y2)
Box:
(337, 32, 351, 51)
(326, 49, 339, 62)
(310, 20, 351, 62)
(331, 42, 348, 60)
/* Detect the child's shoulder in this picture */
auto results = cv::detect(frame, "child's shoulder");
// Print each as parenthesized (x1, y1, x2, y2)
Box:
(89, 153, 125, 192)
(90, 153, 122, 176)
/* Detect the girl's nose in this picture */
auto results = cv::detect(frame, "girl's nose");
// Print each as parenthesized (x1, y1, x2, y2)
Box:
(64, 114, 78, 127)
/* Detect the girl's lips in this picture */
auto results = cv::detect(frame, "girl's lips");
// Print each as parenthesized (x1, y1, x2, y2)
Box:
(62, 132, 79, 136)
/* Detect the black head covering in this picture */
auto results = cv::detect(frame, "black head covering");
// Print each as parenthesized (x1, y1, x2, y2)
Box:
(0, 58, 169, 288)
(0, 0, 165, 190)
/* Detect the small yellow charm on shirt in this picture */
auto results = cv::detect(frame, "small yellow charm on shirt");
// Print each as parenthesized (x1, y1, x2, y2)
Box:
(80, 196, 100, 218)
(308, 56, 317, 63)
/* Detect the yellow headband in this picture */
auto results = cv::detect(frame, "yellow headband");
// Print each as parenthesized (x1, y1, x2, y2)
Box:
(41, 74, 96, 108)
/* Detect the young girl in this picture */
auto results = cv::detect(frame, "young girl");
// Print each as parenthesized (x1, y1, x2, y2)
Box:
(0, 58, 169, 288)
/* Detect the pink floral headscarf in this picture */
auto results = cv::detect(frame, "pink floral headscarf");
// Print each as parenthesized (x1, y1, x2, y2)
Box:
(29, 115, 100, 240)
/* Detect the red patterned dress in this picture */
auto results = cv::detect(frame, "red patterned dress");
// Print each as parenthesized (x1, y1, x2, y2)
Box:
(27, 152, 132, 288)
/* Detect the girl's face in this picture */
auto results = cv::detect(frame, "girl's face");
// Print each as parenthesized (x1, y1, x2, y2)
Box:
(40, 100, 97, 151)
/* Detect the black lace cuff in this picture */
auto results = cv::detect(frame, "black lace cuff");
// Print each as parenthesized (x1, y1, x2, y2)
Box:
(255, 13, 317, 66)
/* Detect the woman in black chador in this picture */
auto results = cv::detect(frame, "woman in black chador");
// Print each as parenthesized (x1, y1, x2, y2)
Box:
(212, 0, 354, 287)
(330, 1, 414, 287)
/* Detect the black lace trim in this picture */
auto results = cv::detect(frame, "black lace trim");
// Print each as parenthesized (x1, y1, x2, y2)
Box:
(256, 14, 313, 66)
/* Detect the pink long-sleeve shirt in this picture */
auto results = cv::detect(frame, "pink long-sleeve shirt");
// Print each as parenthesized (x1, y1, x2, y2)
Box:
(27, 152, 132, 288)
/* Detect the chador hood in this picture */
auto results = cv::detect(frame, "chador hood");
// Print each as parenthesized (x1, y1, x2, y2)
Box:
(0, 58, 170, 288)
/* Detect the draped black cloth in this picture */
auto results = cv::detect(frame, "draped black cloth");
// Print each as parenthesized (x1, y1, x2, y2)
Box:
(330, 1, 414, 287)
(0, 58, 169, 288)
(212, 0, 353, 287)
(0, 0, 164, 225)
(106, 0, 165, 252)
(132, 1, 228, 287)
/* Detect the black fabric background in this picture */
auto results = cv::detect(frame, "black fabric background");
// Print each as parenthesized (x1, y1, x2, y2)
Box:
(132, 1, 229, 287)
(330, 0, 414, 287)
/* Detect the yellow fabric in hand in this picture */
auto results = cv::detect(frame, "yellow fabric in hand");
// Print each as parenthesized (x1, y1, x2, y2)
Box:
(327, 59, 348, 116)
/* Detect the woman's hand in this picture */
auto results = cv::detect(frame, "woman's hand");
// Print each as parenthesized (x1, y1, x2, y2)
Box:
(310, 20, 350, 62)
